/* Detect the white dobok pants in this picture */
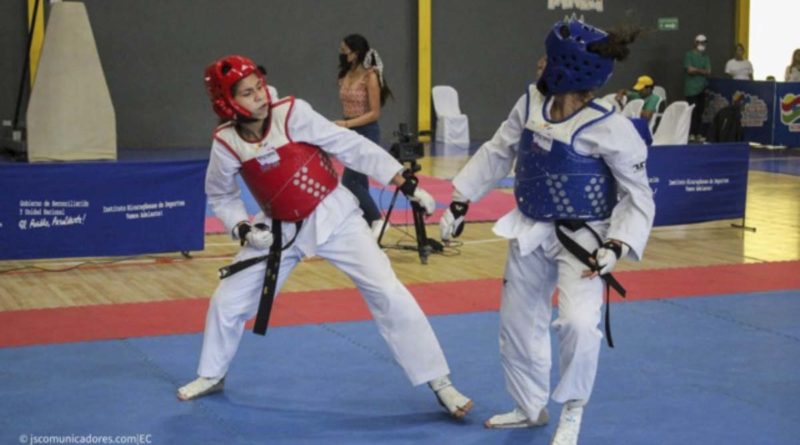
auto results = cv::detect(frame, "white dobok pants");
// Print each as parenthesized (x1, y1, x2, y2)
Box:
(499, 226, 606, 419)
(196, 213, 450, 386)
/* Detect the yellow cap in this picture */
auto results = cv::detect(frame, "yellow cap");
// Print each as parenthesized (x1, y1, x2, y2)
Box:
(633, 75, 654, 91)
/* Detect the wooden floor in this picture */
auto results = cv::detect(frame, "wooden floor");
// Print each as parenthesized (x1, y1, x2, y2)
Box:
(1, 153, 798, 312)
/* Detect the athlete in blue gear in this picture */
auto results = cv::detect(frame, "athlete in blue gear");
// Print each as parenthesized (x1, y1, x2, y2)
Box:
(439, 18, 655, 445)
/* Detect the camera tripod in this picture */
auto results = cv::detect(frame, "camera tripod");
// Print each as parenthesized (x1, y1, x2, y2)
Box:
(376, 160, 443, 265)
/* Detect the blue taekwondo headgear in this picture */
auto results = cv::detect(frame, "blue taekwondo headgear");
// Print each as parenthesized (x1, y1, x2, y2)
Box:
(537, 18, 614, 95)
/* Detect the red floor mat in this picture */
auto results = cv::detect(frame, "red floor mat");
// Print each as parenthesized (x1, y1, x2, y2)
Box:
(1, 261, 798, 347)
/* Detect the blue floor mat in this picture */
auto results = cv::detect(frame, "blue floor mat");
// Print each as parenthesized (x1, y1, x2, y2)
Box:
(1, 290, 798, 445)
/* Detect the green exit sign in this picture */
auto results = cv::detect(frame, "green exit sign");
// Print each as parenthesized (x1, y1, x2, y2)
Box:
(658, 17, 679, 30)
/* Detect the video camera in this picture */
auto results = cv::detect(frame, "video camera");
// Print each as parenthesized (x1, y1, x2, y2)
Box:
(389, 123, 424, 163)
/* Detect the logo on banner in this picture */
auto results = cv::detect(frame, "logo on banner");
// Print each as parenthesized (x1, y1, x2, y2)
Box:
(741, 94, 769, 128)
(705, 91, 768, 128)
(547, 0, 603, 12)
(779, 93, 800, 132)
(704, 92, 729, 123)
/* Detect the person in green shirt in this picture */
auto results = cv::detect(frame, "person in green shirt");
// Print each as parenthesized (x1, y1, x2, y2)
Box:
(684, 34, 711, 141)
(616, 75, 660, 121)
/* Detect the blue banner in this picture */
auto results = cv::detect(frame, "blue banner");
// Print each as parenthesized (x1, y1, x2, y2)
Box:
(774, 81, 800, 147)
(0, 160, 206, 260)
(706, 78, 775, 144)
(648, 143, 749, 226)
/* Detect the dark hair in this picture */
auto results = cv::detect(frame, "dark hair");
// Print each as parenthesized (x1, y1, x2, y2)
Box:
(792, 48, 800, 66)
(338, 33, 393, 106)
(587, 25, 643, 62)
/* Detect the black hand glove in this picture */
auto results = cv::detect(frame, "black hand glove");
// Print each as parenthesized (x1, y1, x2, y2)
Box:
(399, 174, 436, 215)
(236, 222, 253, 247)
(440, 201, 469, 241)
(591, 240, 628, 275)
(235, 222, 271, 248)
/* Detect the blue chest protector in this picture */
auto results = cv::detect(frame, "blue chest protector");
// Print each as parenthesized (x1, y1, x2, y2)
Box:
(515, 87, 617, 221)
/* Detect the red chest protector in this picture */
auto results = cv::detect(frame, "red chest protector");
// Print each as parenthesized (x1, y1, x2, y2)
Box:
(214, 97, 338, 222)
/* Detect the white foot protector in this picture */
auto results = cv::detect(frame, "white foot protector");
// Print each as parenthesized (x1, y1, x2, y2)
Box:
(429, 376, 473, 419)
(177, 376, 225, 401)
(550, 401, 584, 445)
(484, 407, 549, 429)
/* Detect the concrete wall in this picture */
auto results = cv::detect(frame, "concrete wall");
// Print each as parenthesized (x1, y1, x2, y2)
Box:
(1, 1, 736, 147)
(432, 0, 736, 139)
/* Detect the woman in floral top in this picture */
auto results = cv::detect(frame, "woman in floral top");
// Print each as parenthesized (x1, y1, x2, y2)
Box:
(335, 34, 393, 238)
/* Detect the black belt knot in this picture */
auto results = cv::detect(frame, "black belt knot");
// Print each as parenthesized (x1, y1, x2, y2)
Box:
(554, 220, 626, 348)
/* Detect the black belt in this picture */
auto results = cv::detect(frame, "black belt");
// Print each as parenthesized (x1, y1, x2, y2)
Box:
(555, 220, 626, 348)
(218, 221, 302, 336)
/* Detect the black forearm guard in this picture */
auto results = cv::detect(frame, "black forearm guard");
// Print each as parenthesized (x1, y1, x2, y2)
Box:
(450, 201, 469, 218)
(450, 201, 469, 238)
(602, 240, 623, 259)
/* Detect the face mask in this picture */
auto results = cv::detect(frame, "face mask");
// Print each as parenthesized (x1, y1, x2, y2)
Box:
(697, 44, 706, 52)
(339, 54, 349, 66)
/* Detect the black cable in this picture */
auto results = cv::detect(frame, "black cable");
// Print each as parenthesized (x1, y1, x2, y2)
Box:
(13, 0, 41, 129)
(374, 184, 463, 258)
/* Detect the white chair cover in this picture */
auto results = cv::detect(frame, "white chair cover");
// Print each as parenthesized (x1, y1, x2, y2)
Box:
(653, 85, 667, 103)
(622, 98, 644, 119)
(652, 101, 694, 145)
(432, 85, 469, 145)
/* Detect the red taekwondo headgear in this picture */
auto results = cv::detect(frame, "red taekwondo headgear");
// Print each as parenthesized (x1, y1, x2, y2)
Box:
(204, 55, 271, 121)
